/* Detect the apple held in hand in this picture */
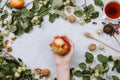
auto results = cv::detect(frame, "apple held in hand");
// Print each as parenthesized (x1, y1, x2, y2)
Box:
(50, 36, 71, 55)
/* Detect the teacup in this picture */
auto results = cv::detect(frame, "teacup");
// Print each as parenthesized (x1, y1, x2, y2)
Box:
(103, 0, 120, 20)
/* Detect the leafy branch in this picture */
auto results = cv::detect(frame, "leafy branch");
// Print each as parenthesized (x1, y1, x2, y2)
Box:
(73, 52, 120, 80)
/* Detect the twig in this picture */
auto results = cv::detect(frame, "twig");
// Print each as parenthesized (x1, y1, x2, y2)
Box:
(0, 0, 9, 13)
(24, 1, 34, 8)
(1, 0, 9, 9)
(2, 50, 18, 61)
(35, 7, 51, 16)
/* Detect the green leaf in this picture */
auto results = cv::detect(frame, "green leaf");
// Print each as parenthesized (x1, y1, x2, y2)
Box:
(97, 54, 108, 63)
(6, 2, 12, 9)
(74, 70, 83, 77)
(21, 8, 34, 18)
(79, 63, 86, 69)
(87, 4, 95, 12)
(30, 1, 39, 12)
(116, 66, 120, 73)
(14, 21, 24, 35)
(52, 0, 63, 9)
(82, 70, 92, 75)
(49, 13, 59, 23)
(0, 0, 2, 3)
(24, 70, 32, 75)
(1, 11, 8, 21)
(103, 64, 109, 73)
(112, 75, 119, 80)
(94, 0, 104, 8)
(0, 72, 4, 77)
(83, 76, 90, 80)
(24, 24, 33, 33)
(38, 6, 49, 17)
(90, 11, 99, 19)
(94, 64, 104, 73)
(71, 0, 75, 4)
(74, 10, 84, 17)
(56, 11, 67, 20)
(85, 52, 94, 63)
(49, 0, 53, 4)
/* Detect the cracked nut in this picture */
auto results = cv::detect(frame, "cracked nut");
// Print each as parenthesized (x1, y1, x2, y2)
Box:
(34, 68, 42, 74)
(42, 69, 50, 77)
(88, 43, 96, 51)
(68, 15, 76, 23)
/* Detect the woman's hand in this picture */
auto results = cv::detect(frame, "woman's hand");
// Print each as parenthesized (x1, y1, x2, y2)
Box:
(52, 35, 74, 80)
(53, 36, 74, 66)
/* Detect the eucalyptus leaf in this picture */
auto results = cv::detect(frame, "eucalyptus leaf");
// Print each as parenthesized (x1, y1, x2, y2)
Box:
(85, 52, 94, 63)
(79, 63, 86, 69)
(74, 70, 83, 77)
(52, 0, 63, 9)
(74, 10, 84, 17)
(112, 75, 119, 80)
(56, 11, 67, 20)
(97, 54, 108, 63)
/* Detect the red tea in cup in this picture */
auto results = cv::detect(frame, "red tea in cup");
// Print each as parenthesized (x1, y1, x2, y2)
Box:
(104, 1, 120, 19)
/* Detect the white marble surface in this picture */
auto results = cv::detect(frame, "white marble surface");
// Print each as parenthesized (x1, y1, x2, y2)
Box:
(6, 0, 120, 79)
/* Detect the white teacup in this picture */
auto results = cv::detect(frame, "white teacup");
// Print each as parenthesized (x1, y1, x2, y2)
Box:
(102, 0, 120, 20)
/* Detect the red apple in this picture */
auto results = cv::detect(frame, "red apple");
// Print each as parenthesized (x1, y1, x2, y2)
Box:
(50, 36, 71, 55)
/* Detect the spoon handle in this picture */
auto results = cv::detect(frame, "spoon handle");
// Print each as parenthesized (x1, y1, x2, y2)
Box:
(92, 37, 120, 53)
(113, 35, 120, 46)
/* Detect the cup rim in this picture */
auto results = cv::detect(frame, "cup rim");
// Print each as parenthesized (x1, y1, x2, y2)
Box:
(103, 0, 120, 20)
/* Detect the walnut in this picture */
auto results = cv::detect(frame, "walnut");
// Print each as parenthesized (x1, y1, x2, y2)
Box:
(6, 46, 13, 52)
(11, 36, 17, 41)
(88, 43, 96, 51)
(34, 68, 42, 74)
(68, 15, 76, 23)
(66, 7, 71, 13)
(42, 69, 50, 77)
(3, 40, 9, 48)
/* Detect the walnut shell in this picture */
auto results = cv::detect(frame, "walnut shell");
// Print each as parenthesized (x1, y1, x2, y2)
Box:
(68, 15, 76, 23)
